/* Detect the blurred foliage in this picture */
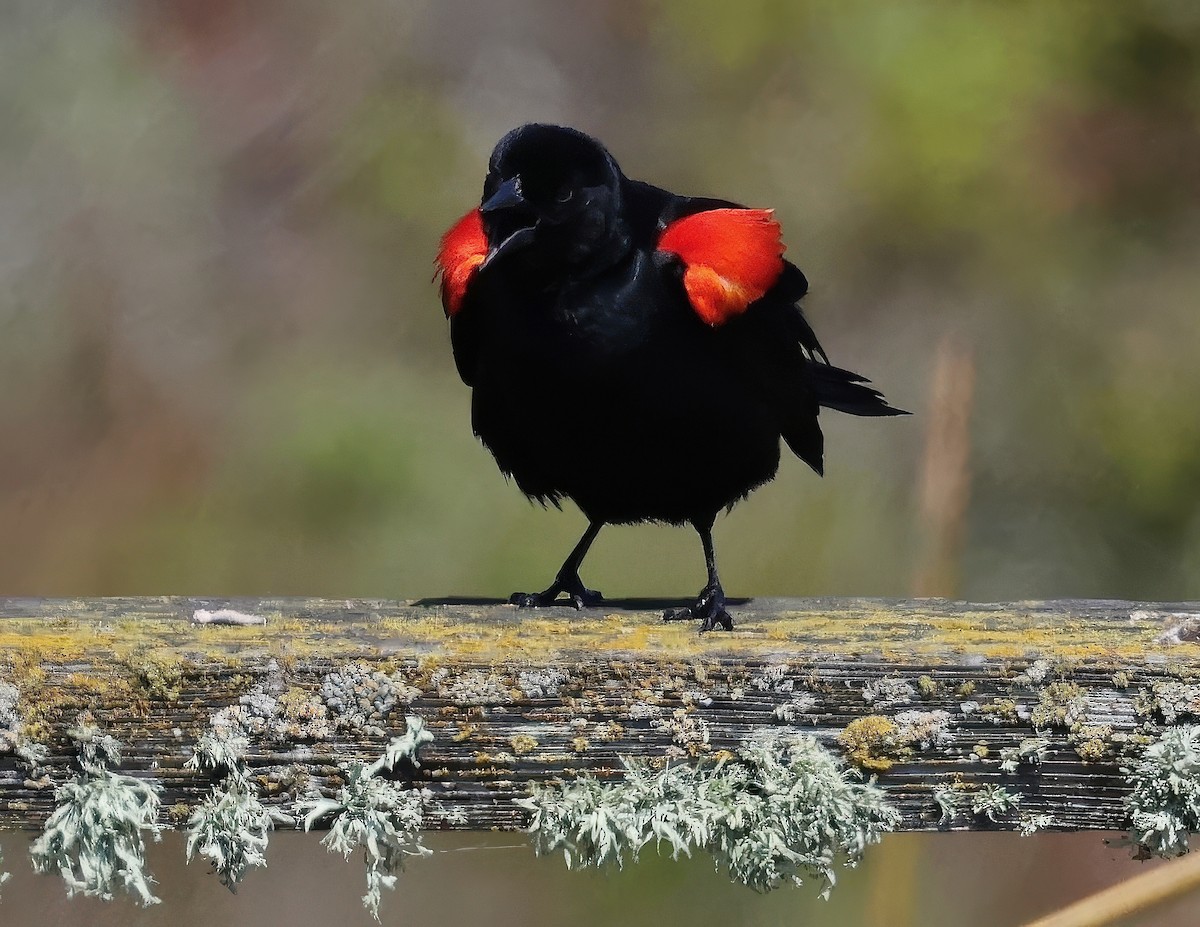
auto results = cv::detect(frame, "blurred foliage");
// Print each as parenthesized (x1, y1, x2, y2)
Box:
(1, 0, 1199, 603)
(3, 3, 1200, 925)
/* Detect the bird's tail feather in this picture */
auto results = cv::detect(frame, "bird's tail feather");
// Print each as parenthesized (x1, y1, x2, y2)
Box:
(809, 362, 908, 417)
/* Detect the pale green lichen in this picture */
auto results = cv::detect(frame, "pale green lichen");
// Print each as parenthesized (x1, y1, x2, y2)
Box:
(376, 714, 434, 773)
(1137, 681, 1200, 725)
(972, 784, 1021, 821)
(933, 786, 968, 826)
(188, 729, 251, 778)
(1124, 724, 1200, 858)
(29, 721, 163, 905)
(299, 716, 452, 921)
(1031, 682, 1086, 730)
(750, 663, 793, 692)
(185, 776, 276, 892)
(0, 680, 47, 773)
(518, 734, 899, 898)
(302, 764, 428, 920)
(184, 724, 289, 892)
(934, 783, 1021, 826)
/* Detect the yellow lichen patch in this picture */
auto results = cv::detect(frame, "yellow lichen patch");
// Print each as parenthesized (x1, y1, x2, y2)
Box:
(452, 723, 478, 742)
(592, 721, 624, 741)
(0, 599, 1197, 702)
(0, 632, 86, 667)
(979, 699, 1020, 724)
(277, 687, 318, 720)
(119, 652, 187, 701)
(167, 803, 192, 825)
(1071, 726, 1113, 762)
(509, 734, 539, 755)
(839, 716, 899, 772)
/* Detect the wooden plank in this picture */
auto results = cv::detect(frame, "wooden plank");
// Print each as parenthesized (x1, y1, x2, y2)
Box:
(0, 596, 1198, 832)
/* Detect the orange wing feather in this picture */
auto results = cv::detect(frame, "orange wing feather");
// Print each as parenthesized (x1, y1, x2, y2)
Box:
(657, 208, 785, 326)
(436, 208, 488, 317)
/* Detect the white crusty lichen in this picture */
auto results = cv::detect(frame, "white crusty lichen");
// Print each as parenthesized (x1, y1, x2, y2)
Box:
(518, 733, 899, 898)
(321, 662, 421, 736)
(861, 678, 915, 709)
(517, 668, 568, 699)
(29, 720, 163, 906)
(184, 726, 289, 892)
(772, 693, 821, 722)
(431, 668, 510, 705)
(1019, 812, 1056, 836)
(1124, 724, 1200, 858)
(299, 715, 455, 921)
(999, 737, 1051, 774)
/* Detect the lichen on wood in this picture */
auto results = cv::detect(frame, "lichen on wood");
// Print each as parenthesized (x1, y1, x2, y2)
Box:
(0, 595, 1199, 844)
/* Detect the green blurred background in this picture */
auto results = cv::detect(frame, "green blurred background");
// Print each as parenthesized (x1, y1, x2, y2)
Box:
(1, 0, 1199, 924)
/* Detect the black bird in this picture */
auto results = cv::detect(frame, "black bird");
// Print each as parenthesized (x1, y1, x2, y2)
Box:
(436, 124, 904, 631)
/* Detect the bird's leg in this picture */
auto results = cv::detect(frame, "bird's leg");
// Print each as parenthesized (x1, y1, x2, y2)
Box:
(510, 520, 605, 609)
(663, 517, 734, 632)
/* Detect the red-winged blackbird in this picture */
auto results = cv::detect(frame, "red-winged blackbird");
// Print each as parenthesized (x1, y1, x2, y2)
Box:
(436, 124, 905, 631)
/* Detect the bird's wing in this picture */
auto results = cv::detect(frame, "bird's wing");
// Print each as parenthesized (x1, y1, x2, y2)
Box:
(636, 194, 820, 472)
(436, 207, 489, 385)
(655, 206, 786, 327)
(436, 208, 488, 317)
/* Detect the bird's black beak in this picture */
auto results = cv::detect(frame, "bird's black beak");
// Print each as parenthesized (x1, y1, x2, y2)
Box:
(481, 176, 526, 215)
(480, 176, 537, 271)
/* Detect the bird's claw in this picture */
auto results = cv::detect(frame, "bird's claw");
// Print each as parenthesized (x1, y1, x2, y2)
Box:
(662, 585, 734, 632)
(509, 577, 603, 610)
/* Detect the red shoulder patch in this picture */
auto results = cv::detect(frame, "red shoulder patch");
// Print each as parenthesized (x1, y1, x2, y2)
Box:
(436, 208, 488, 317)
(657, 208, 785, 326)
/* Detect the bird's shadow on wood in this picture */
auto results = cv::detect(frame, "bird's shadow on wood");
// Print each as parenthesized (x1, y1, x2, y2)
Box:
(413, 596, 751, 609)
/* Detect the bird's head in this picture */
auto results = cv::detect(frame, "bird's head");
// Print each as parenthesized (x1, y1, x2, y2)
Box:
(478, 124, 628, 276)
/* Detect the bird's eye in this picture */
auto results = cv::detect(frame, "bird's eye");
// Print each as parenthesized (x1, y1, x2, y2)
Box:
(555, 186, 574, 204)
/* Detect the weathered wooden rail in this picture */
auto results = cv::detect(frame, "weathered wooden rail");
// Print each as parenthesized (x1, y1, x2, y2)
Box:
(1, 596, 1198, 834)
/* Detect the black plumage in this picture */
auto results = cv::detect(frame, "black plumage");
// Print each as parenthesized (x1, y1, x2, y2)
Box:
(439, 124, 905, 630)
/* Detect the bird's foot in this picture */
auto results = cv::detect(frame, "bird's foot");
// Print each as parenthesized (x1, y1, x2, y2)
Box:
(509, 574, 604, 610)
(662, 584, 734, 632)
